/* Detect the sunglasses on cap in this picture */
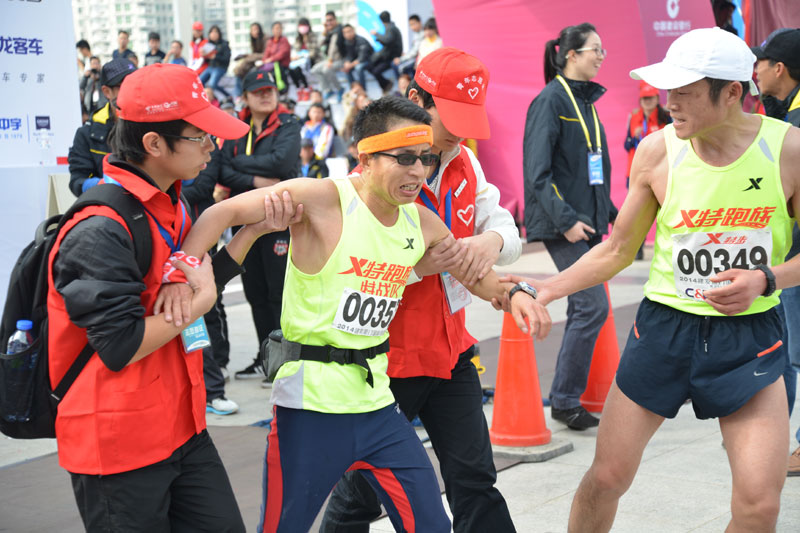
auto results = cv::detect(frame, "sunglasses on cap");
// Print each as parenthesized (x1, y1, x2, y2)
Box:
(373, 152, 440, 167)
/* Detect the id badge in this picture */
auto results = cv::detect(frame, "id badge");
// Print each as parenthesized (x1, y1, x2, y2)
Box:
(441, 272, 472, 315)
(180, 317, 212, 352)
(588, 152, 604, 185)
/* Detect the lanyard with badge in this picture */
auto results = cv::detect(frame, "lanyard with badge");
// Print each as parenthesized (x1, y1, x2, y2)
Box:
(556, 75, 604, 185)
(102, 175, 212, 353)
(419, 186, 473, 315)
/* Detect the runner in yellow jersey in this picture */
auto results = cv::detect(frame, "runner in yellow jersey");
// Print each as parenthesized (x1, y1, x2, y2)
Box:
(502, 28, 800, 531)
(175, 96, 550, 532)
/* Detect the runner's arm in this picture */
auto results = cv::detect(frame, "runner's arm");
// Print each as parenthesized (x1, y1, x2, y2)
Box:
(774, 126, 800, 291)
(522, 132, 662, 306)
(181, 178, 328, 259)
(417, 205, 551, 338)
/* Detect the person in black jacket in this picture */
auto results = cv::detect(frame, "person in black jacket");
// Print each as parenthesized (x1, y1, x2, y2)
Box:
(522, 22, 617, 430)
(339, 24, 374, 92)
(367, 11, 403, 93)
(67, 57, 136, 196)
(220, 69, 301, 381)
(199, 25, 232, 99)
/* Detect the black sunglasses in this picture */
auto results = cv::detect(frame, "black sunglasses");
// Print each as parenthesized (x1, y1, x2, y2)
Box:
(373, 152, 440, 167)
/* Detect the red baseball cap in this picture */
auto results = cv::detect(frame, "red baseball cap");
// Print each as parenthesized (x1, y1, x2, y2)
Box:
(192, 21, 204, 31)
(116, 63, 249, 140)
(639, 81, 659, 98)
(414, 47, 490, 139)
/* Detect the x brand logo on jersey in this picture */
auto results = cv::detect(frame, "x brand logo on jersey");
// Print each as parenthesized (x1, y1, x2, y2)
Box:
(700, 233, 723, 246)
(403, 238, 414, 250)
(743, 177, 763, 191)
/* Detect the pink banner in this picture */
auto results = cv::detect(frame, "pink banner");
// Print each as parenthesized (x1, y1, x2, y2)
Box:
(432, 0, 714, 228)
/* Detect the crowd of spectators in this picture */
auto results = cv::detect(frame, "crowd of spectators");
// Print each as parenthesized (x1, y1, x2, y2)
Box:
(76, 10, 441, 180)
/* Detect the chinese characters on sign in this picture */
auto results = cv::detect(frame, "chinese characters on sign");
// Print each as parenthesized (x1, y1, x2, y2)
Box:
(0, 36, 44, 55)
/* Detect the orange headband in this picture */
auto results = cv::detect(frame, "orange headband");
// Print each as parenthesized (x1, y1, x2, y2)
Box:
(357, 125, 434, 154)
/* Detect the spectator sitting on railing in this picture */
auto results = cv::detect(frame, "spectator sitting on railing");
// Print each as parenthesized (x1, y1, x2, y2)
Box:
(298, 138, 329, 179)
(233, 23, 266, 98)
(144, 32, 166, 66)
(200, 25, 232, 100)
(417, 18, 443, 66)
(395, 15, 422, 76)
(339, 24, 374, 94)
(289, 17, 320, 101)
(165, 40, 187, 66)
(368, 11, 403, 94)
(262, 22, 292, 94)
(301, 103, 335, 159)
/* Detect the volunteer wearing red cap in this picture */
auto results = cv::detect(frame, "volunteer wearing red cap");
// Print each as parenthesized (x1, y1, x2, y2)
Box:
(47, 63, 290, 531)
(624, 81, 670, 182)
(321, 47, 520, 532)
(177, 95, 550, 532)
(190, 21, 210, 75)
(523, 23, 617, 431)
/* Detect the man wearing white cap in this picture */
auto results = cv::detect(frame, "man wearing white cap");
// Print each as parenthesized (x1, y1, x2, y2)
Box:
(503, 27, 800, 530)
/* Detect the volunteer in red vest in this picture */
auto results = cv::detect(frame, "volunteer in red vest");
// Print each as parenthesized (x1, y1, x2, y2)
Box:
(321, 47, 521, 533)
(624, 81, 671, 182)
(47, 63, 289, 531)
(190, 21, 210, 75)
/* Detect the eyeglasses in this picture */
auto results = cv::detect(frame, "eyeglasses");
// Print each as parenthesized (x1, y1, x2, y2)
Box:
(373, 152, 440, 167)
(161, 133, 212, 144)
(575, 47, 608, 57)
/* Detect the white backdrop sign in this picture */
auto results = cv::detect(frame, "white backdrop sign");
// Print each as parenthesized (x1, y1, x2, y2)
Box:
(0, 0, 81, 304)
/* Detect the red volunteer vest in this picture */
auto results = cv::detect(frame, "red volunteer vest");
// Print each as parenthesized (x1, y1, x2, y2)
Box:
(626, 107, 663, 177)
(47, 160, 206, 475)
(387, 147, 478, 379)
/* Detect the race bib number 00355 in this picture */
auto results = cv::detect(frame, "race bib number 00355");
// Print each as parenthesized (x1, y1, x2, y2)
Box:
(331, 287, 400, 336)
(672, 229, 771, 301)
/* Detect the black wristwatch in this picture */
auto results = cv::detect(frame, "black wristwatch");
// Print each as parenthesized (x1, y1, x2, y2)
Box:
(751, 264, 776, 297)
(509, 281, 537, 301)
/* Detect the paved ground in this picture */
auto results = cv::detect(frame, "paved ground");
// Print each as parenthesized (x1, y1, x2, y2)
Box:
(2, 244, 799, 532)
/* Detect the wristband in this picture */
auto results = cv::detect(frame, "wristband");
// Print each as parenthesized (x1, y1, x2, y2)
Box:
(750, 264, 776, 297)
(162, 251, 201, 284)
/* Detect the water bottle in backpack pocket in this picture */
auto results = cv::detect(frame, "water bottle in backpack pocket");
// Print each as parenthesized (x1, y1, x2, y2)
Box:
(0, 319, 39, 422)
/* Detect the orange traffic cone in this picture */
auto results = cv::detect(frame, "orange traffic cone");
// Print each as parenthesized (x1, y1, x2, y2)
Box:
(489, 313, 551, 447)
(580, 282, 621, 413)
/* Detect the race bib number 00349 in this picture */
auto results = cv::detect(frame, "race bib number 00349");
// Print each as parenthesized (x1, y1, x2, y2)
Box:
(331, 287, 400, 336)
(672, 229, 772, 301)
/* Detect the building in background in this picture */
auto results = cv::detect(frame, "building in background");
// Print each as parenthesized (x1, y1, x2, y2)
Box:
(72, 0, 188, 62)
(73, 0, 369, 66)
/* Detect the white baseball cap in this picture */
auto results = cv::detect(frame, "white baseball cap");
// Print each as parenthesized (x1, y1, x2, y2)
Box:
(630, 27, 759, 95)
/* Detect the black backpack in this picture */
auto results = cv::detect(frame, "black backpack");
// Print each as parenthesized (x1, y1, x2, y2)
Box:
(0, 184, 151, 439)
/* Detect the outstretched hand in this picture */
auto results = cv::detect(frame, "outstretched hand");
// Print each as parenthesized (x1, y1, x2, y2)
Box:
(509, 292, 551, 340)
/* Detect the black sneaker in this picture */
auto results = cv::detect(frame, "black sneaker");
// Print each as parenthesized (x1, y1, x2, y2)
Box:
(551, 406, 599, 431)
(234, 359, 266, 380)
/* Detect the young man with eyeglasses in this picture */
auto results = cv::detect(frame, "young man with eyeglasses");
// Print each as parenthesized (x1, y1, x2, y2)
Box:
(321, 47, 521, 533)
(47, 63, 294, 531)
(177, 95, 550, 532)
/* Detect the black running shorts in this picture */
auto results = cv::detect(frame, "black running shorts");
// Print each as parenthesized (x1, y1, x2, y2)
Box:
(616, 298, 786, 419)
